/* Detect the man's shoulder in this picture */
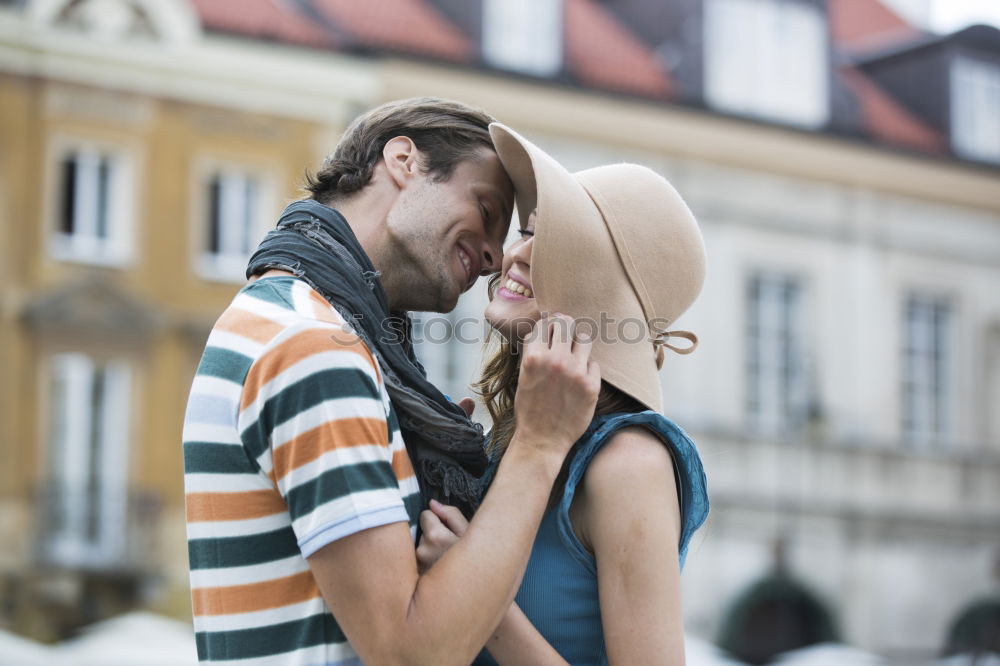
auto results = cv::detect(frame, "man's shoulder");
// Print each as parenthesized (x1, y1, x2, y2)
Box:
(216, 278, 362, 349)
(239, 276, 349, 328)
(229, 284, 382, 393)
(198, 277, 376, 385)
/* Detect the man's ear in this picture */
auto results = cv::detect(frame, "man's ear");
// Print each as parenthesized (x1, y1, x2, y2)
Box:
(382, 136, 420, 190)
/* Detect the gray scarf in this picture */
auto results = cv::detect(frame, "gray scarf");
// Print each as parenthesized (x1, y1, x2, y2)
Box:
(247, 200, 486, 517)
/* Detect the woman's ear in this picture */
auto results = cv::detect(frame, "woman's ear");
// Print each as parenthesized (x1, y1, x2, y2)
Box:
(382, 136, 420, 189)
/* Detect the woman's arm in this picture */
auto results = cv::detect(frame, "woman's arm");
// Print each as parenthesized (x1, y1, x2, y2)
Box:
(574, 426, 685, 665)
(418, 502, 568, 666)
(481, 603, 568, 665)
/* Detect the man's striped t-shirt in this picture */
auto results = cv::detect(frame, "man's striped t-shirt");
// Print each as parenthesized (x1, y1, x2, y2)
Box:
(183, 276, 421, 665)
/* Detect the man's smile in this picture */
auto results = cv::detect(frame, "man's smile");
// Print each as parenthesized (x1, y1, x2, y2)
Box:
(456, 241, 480, 291)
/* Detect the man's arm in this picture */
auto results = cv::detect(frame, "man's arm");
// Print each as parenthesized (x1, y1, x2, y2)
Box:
(309, 315, 600, 665)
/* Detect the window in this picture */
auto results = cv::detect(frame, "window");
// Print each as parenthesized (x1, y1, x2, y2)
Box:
(704, 0, 829, 127)
(482, 0, 562, 77)
(902, 295, 951, 444)
(43, 353, 131, 567)
(195, 168, 266, 281)
(747, 274, 806, 431)
(51, 143, 133, 265)
(411, 310, 459, 395)
(951, 56, 1000, 163)
(411, 305, 482, 401)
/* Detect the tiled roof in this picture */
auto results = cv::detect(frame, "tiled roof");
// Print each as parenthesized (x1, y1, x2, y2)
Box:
(829, 0, 921, 51)
(192, 0, 334, 50)
(191, 0, 671, 99)
(187, 0, 960, 160)
(310, 0, 473, 62)
(839, 67, 945, 153)
(564, 0, 673, 99)
(829, 0, 945, 153)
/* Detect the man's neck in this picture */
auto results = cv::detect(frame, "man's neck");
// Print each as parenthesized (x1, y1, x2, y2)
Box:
(322, 189, 402, 308)
(332, 195, 386, 261)
(327, 187, 392, 262)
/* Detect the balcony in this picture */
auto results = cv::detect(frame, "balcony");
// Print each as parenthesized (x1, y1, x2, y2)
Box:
(32, 484, 163, 575)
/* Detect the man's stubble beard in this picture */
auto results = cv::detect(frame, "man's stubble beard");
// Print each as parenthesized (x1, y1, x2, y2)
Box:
(382, 188, 461, 314)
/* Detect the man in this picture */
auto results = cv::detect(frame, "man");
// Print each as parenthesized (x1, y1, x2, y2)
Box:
(183, 98, 600, 665)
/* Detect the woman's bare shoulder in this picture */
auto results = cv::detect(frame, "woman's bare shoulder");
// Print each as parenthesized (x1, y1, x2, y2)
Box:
(585, 425, 676, 489)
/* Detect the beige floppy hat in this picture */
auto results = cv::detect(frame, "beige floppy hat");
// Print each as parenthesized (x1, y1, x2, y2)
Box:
(489, 122, 706, 413)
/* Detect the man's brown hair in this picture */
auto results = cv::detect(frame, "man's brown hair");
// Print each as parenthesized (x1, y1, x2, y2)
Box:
(305, 97, 496, 204)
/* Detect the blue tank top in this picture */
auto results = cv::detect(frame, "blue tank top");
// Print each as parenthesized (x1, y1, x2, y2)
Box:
(473, 411, 710, 666)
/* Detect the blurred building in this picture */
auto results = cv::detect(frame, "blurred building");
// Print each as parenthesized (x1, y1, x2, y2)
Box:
(0, 0, 336, 638)
(0, 0, 997, 662)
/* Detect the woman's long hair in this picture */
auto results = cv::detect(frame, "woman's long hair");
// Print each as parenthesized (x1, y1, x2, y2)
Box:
(474, 276, 645, 461)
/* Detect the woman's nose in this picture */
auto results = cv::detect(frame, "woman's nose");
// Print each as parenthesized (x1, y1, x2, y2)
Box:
(510, 236, 533, 265)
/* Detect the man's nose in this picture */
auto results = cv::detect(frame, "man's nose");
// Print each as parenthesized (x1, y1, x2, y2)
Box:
(479, 238, 503, 275)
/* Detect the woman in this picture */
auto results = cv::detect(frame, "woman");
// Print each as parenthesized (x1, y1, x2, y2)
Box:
(417, 123, 710, 665)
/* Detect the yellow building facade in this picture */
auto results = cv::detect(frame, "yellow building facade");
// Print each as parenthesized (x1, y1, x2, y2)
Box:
(0, 0, 364, 638)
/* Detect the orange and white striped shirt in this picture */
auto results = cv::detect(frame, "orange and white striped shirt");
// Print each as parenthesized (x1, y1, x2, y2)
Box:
(183, 276, 419, 665)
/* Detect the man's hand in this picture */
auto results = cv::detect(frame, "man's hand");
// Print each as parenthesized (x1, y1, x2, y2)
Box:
(416, 500, 468, 572)
(513, 314, 601, 455)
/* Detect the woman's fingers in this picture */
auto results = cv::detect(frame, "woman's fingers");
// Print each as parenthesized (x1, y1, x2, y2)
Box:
(418, 509, 441, 536)
(457, 397, 476, 417)
(572, 327, 593, 368)
(522, 316, 549, 356)
(416, 509, 461, 571)
(429, 499, 469, 537)
(547, 313, 573, 351)
(513, 312, 602, 452)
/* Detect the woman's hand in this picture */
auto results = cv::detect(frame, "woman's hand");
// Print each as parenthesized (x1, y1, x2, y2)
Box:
(513, 315, 601, 455)
(416, 500, 469, 572)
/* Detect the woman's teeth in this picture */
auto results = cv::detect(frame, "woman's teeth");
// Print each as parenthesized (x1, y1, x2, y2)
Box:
(504, 278, 532, 298)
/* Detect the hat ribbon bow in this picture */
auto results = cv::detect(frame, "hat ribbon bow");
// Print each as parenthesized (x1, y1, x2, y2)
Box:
(652, 328, 698, 369)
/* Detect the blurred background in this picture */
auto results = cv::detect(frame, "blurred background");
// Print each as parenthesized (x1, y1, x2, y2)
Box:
(0, 0, 998, 664)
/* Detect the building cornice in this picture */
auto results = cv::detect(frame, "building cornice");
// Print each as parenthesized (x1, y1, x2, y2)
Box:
(382, 59, 1000, 215)
(0, 9, 379, 124)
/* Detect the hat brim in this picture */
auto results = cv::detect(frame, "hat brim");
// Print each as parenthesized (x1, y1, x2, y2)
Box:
(489, 123, 664, 412)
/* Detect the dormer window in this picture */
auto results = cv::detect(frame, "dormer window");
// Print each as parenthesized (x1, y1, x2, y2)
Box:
(482, 0, 562, 77)
(951, 56, 1000, 163)
(704, 0, 830, 127)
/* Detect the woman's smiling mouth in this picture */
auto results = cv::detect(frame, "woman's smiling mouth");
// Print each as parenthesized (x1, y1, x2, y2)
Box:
(498, 273, 533, 300)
